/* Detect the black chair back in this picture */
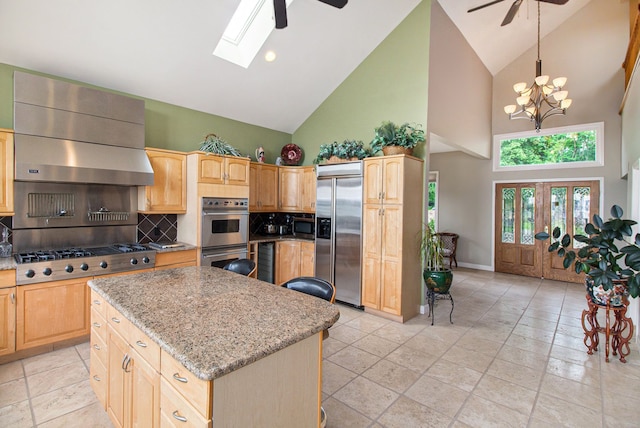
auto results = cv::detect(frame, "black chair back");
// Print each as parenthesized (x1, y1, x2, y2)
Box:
(223, 259, 256, 276)
(281, 276, 336, 303)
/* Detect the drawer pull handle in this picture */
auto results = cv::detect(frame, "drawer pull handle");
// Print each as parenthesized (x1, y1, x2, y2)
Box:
(93, 375, 101, 382)
(92, 322, 101, 328)
(122, 354, 131, 373)
(111, 317, 121, 323)
(173, 373, 188, 383)
(135, 340, 147, 348)
(172, 411, 188, 423)
(93, 300, 101, 305)
(93, 344, 101, 351)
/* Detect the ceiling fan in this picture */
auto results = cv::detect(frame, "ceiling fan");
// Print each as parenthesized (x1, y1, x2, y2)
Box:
(468, 0, 569, 27)
(273, 0, 348, 29)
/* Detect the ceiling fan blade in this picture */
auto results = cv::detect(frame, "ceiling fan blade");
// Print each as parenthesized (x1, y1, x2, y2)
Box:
(501, 0, 523, 26)
(273, 0, 287, 29)
(468, 0, 504, 13)
(538, 0, 569, 4)
(317, 0, 348, 8)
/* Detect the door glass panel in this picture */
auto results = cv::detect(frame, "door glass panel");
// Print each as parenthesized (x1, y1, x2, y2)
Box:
(521, 188, 535, 245)
(550, 187, 567, 237)
(573, 187, 591, 248)
(502, 188, 515, 243)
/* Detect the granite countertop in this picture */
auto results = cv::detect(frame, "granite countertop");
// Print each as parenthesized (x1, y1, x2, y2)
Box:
(0, 257, 17, 271)
(151, 242, 197, 253)
(88, 267, 339, 381)
(249, 234, 315, 244)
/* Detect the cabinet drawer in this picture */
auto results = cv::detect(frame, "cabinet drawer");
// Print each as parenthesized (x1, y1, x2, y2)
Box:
(161, 349, 212, 419)
(90, 356, 107, 410)
(155, 250, 197, 268)
(90, 290, 107, 319)
(127, 323, 160, 371)
(90, 328, 108, 367)
(107, 303, 132, 339)
(90, 307, 107, 343)
(161, 377, 211, 428)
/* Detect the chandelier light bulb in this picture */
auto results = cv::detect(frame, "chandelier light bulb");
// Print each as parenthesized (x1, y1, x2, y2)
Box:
(561, 99, 572, 109)
(552, 77, 567, 88)
(504, 104, 517, 114)
(542, 85, 553, 95)
(526, 107, 536, 115)
(553, 90, 568, 101)
(517, 96, 530, 106)
(513, 82, 527, 93)
(535, 75, 549, 86)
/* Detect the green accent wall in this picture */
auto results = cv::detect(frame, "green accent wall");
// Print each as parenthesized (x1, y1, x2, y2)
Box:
(0, 63, 290, 160)
(292, 0, 430, 164)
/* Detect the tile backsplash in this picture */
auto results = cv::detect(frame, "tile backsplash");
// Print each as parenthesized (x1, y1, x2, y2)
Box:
(137, 214, 177, 244)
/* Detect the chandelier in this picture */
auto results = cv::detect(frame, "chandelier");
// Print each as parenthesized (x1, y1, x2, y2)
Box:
(503, 1, 572, 132)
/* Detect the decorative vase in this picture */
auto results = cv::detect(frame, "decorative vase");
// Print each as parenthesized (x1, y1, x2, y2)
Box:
(423, 269, 453, 294)
(382, 146, 413, 156)
(585, 276, 628, 307)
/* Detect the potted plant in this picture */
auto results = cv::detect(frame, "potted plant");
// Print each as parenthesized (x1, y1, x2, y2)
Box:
(313, 140, 370, 164)
(420, 225, 453, 293)
(199, 133, 243, 157)
(370, 121, 425, 156)
(534, 205, 640, 306)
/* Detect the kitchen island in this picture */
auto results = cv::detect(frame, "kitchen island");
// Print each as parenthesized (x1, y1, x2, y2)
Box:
(88, 266, 339, 428)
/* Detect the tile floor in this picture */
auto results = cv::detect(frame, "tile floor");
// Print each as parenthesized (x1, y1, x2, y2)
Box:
(1, 268, 640, 427)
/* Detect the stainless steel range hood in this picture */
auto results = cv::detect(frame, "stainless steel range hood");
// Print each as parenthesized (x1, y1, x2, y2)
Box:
(13, 71, 154, 186)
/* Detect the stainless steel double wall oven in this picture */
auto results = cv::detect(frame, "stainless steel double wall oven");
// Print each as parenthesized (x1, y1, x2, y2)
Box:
(200, 197, 250, 268)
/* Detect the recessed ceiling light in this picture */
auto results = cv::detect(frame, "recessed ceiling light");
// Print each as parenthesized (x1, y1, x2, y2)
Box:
(265, 50, 277, 62)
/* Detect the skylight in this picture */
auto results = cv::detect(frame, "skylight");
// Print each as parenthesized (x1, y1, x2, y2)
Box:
(214, 0, 295, 68)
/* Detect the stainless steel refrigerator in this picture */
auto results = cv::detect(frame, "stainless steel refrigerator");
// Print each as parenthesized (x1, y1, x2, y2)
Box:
(315, 161, 363, 307)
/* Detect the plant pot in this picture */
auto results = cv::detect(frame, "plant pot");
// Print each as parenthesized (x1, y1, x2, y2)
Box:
(585, 276, 628, 307)
(423, 269, 453, 294)
(326, 156, 359, 164)
(382, 146, 413, 156)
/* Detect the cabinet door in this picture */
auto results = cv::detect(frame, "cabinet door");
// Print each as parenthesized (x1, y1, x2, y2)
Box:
(363, 159, 383, 205)
(299, 241, 315, 277)
(279, 168, 302, 212)
(275, 241, 300, 285)
(107, 328, 130, 428)
(249, 163, 259, 211)
(0, 287, 16, 356)
(380, 205, 403, 314)
(141, 149, 186, 213)
(16, 278, 90, 350)
(130, 348, 160, 428)
(259, 164, 279, 211)
(382, 157, 404, 205)
(361, 205, 382, 309)
(225, 157, 250, 186)
(0, 130, 14, 215)
(301, 167, 316, 213)
(198, 155, 225, 184)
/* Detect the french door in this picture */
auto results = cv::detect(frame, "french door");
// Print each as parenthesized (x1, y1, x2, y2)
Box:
(495, 180, 600, 283)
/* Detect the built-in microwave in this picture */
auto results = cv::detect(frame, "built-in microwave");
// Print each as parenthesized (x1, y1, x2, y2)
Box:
(292, 217, 315, 239)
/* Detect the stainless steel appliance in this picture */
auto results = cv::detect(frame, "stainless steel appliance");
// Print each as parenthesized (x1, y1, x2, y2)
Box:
(200, 197, 250, 267)
(292, 216, 315, 239)
(315, 161, 363, 306)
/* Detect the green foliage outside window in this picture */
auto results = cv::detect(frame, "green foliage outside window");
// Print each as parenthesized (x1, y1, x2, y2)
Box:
(499, 130, 596, 167)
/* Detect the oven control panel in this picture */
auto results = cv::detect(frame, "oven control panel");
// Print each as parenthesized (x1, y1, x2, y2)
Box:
(202, 198, 249, 210)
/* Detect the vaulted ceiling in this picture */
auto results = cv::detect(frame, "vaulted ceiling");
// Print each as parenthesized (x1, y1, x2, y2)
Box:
(0, 0, 594, 134)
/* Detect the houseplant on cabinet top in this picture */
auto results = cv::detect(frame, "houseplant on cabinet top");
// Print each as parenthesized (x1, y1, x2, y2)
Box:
(313, 140, 370, 164)
(420, 225, 453, 293)
(199, 133, 243, 157)
(370, 121, 425, 156)
(534, 205, 640, 306)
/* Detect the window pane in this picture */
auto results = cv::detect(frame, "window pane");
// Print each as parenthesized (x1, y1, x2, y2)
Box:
(499, 130, 596, 167)
(428, 181, 436, 232)
(502, 188, 515, 244)
(573, 187, 591, 248)
(550, 187, 567, 237)
(520, 188, 535, 245)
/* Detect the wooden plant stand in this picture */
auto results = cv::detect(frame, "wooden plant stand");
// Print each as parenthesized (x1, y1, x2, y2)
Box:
(581, 294, 634, 363)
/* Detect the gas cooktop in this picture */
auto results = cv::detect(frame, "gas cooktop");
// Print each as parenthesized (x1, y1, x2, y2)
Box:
(15, 243, 156, 285)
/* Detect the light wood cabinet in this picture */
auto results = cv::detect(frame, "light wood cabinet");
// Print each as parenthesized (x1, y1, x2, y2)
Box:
(0, 129, 14, 215)
(361, 155, 423, 322)
(249, 163, 279, 212)
(138, 148, 186, 214)
(197, 153, 250, 186)
(0, 285, 16, 356)
(278, 166, 316, 213)
(16, 278, 90, 350)
(275, 240, 315, 285)
(90, 292, 108, 410)
(105, 300, 161, 428)
(155, 249, 197, 271)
